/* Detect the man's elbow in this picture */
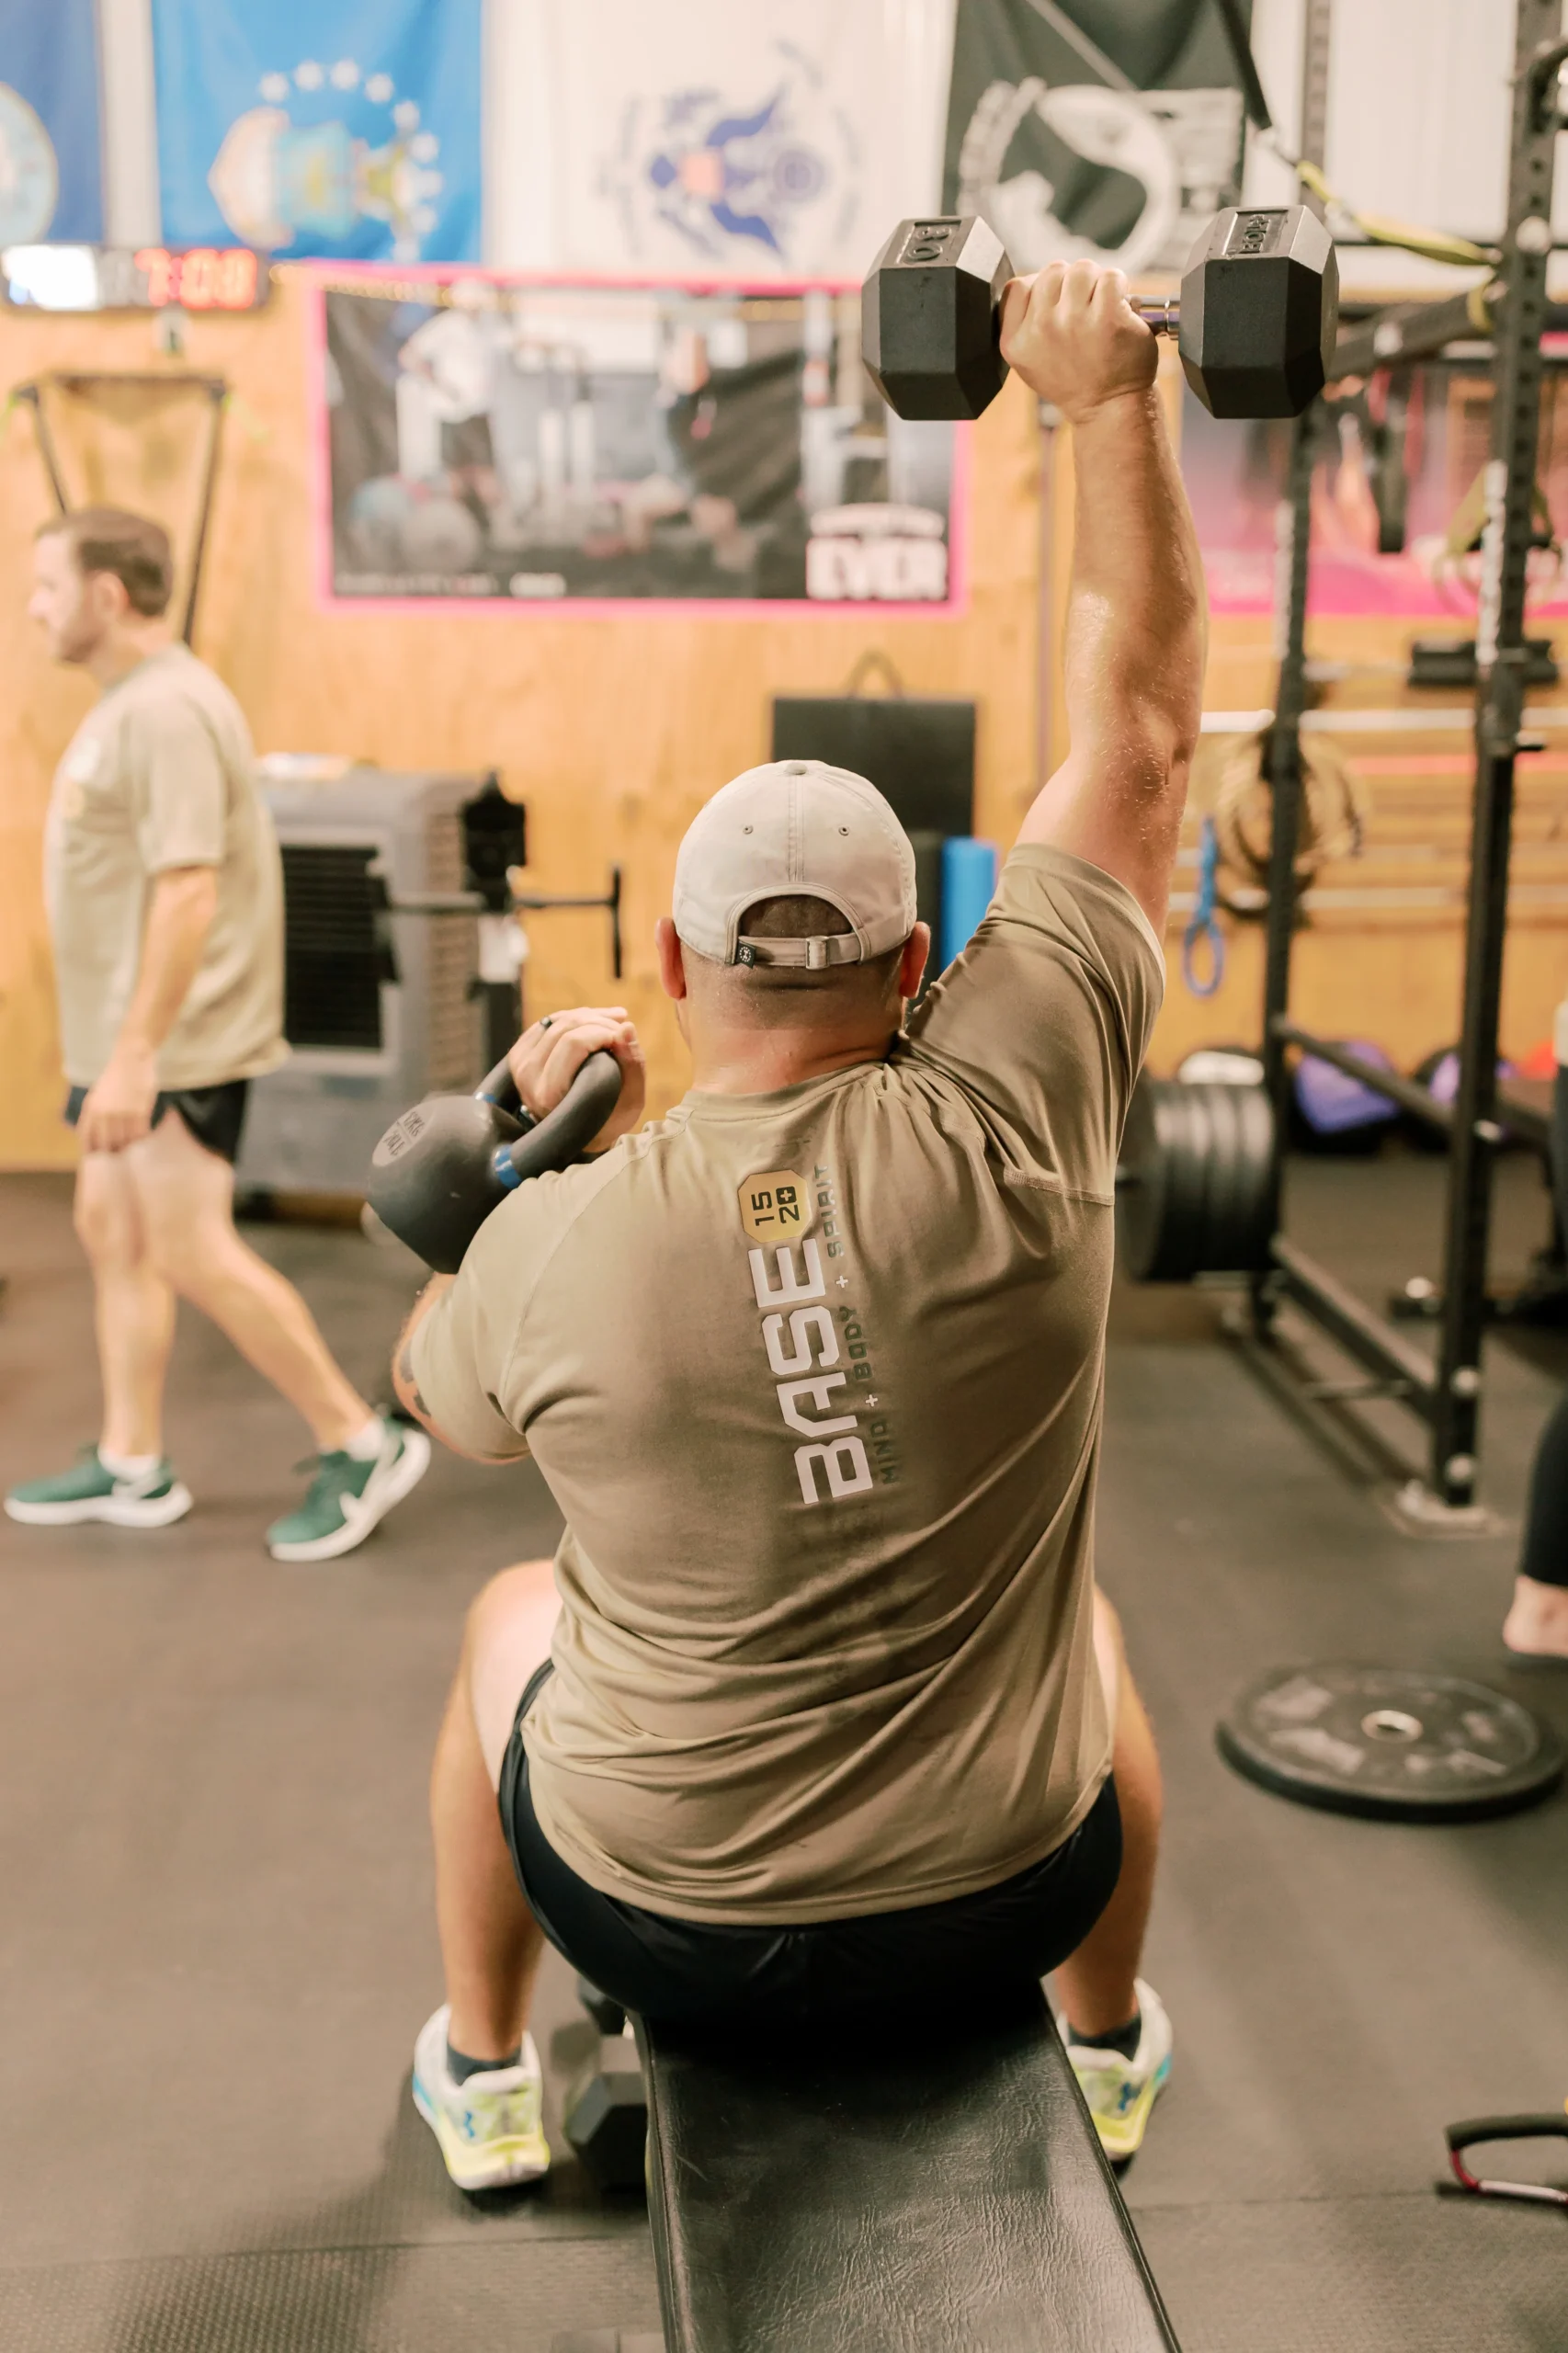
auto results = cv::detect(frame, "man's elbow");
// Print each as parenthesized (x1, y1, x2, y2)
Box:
(1113, 639, 1204, 781)
(156, 864, 221, 926)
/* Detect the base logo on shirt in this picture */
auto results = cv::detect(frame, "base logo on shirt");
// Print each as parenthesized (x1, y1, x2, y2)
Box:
(739, 1168, 809, 1247)
(604, 44, 858, 271)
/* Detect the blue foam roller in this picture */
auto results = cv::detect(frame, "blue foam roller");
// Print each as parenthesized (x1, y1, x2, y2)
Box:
(940, 836, 998, 970)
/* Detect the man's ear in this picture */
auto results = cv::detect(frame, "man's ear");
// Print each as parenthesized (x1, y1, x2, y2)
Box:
(899, 921, 932, 1003)
(655, 915, 688, 1002)
(88, 569, 131, 627)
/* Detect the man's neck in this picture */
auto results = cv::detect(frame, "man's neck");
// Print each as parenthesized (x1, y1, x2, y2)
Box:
(87, 620, 175, 693)
(688, 1030, 896, 1097)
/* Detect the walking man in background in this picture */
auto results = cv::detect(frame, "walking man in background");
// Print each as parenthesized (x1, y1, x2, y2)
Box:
(6, 506, 429, 1560)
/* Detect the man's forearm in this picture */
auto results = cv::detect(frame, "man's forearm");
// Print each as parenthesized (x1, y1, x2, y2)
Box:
(392, 1277, 455, 1429)
(1017, 384, 1206, 924)
(119, 866, 220, 1054)
(1062, 388, 1205, 763)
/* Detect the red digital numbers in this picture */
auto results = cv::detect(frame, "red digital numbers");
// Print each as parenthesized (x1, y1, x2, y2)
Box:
(133, 246, 177, 305)
(131, 245, 260, 311)
(215, 248, 258, 308)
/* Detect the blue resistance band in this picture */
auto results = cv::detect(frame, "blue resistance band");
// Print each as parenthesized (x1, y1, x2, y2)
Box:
(1182, 814, 1224, 998)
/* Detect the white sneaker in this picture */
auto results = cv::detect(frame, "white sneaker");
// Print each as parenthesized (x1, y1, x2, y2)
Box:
(412, 2004, 550, 2191)
(1063, 1978, 1173, 2162)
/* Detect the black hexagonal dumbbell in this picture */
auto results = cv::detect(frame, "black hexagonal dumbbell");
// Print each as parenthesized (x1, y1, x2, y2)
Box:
(862, 205, 1337, 423)
(563, 1980, 646, 2190)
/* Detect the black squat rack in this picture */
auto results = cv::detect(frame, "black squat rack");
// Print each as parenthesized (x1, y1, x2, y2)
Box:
(1248, 0, 1567, 1522)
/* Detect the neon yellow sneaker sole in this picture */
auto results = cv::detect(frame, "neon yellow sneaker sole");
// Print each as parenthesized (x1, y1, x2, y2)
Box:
(412, 2006, 551, 2192)
(1082, 2051, 1172, 2161)
(413, 2075, 551, 2191)
(1065, 1978, 1174, 2163)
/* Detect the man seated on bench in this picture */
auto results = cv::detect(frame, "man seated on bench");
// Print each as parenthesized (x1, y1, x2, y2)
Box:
(393, 255, 1204, 2194)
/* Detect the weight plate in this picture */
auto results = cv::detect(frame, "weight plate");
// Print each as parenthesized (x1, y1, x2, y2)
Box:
(1117, 1075, 1275, 1281)
(1200, 1080, 1274, 1274)
(1197, 1081, 1241, 1273)
(1118, 1077, 1210, 1279)
(1231, 1082, 1277, 1269)
(1163, 1083, 1210, 1280)
(1217, 1663, 1566, 1823)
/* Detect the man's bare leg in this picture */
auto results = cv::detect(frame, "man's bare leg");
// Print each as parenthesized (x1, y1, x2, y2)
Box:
(74, 1151, 177, 1458)
(1052, 1591, 1163, 2040)
(128, 1109, 371, 1449)
(433, 1559, 559, 2060)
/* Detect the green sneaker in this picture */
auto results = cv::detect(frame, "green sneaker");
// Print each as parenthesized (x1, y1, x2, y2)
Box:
(6, 1445, 192, 1529)
(266, 1416, 431, 1562)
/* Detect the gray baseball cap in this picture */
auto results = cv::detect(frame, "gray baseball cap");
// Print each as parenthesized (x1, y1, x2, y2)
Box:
(673, 759, 917, 969)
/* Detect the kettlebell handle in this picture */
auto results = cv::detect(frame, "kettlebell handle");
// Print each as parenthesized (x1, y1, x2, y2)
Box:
(475, 1053, 523, 1113)
(491, 1050, 623, 1192)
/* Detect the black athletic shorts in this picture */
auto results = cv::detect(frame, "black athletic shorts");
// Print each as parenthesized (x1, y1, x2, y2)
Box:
(64, 1078, 250, 1165)
(499, 1662, 1122, 2029)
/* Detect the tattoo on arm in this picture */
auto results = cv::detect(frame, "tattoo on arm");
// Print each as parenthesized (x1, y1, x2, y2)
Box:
(392, 1332, 431, 1423)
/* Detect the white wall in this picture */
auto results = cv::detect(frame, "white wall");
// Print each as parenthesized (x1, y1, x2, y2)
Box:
(1242, 0, 1553, 293)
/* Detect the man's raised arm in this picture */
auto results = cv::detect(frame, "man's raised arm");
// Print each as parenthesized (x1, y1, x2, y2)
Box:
(1009, 261, 1207, 933)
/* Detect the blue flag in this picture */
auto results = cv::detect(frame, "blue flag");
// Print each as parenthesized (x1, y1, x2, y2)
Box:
(152, 0, 481, 262)
(0, 0, 104, 243)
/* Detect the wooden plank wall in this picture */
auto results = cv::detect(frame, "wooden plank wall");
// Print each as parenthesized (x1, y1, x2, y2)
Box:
(2, 278, 1564, 1170)
(0, 273, 1042, 1169)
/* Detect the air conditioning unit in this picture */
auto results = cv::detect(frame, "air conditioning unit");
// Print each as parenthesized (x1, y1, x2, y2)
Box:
(236, 766, 485, 1199)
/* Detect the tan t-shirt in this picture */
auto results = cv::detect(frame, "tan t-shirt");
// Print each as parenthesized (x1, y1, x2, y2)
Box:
(414, 845, 1164, 1924)
(42, 644, 287, 1090)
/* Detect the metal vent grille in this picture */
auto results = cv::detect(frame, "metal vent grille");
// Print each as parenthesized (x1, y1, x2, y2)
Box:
(425, 809, 479, 1088)
(279, 843, 388, 1051)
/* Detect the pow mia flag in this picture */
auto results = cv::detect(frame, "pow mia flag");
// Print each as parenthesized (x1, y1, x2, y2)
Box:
(943, 0, 1252, 278)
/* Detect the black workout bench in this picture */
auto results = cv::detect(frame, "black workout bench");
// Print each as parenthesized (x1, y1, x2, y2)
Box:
(632, 1986, 1182, 2353)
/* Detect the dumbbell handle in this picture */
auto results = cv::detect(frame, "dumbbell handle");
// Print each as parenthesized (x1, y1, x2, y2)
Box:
(1001, 278, 1179, 338)
(1131, 293, 1180, 337)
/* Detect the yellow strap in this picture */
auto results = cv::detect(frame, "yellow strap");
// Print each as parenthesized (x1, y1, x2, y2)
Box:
(1295, 160, 1495, 269)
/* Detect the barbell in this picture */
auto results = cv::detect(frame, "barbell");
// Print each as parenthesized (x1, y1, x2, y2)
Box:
(862, 204, 1338, 423)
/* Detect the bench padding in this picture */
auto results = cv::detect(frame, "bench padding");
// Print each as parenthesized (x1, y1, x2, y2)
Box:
(640, 1987, 1181, 2351)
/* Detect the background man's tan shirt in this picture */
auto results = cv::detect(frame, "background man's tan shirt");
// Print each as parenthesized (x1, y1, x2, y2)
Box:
(43, 644, 287, 1090)
(415, 845, 1165, 1924)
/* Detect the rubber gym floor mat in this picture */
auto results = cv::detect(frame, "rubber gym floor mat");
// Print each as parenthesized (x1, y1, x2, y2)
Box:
(1098, 1151, 1568, 2348)
(0, 1178, 638, 2285)
(0, 2237, 661, 2353)
(1133, 2195, 1568, 2353)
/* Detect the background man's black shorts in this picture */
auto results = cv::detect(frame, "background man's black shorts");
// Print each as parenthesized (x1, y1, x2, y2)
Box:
(64, 1079, 251, 1165)
(498, 1661, 1122, 2029)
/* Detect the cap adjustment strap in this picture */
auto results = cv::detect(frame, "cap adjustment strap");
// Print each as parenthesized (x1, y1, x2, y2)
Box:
(733, 932, 867, 969)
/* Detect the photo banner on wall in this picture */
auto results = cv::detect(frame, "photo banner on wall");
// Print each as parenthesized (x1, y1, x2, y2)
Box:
(312, 270, 962, 616)
(151, 0, 481, 263)
(0, 0, 103, 244)
(944, 0, 1250, 278)
(499, 0, 954, 279)
(1185, 362, 1568, 620)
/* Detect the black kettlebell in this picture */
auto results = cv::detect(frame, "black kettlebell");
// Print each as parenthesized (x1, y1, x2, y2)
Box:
(367, 1049, 623, 1273)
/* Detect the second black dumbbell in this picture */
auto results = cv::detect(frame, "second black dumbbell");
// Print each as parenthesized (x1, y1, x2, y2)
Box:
(862, 205, 1337, 424)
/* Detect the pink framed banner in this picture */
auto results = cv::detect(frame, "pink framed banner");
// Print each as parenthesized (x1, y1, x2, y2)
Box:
(1186, 352, 1568, 621)
(307, 265, 966, 616)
